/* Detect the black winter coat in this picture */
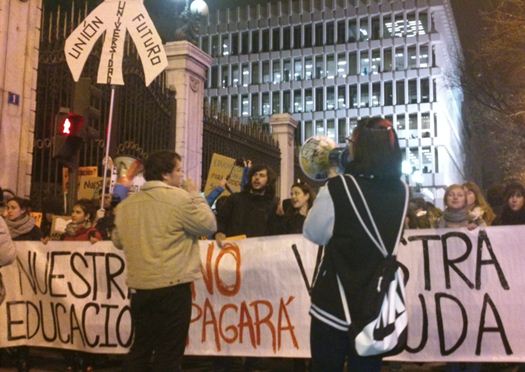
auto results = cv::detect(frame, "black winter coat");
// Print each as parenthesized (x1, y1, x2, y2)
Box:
(216, 191, 278, 238)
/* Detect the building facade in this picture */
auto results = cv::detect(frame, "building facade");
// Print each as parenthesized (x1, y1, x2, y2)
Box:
(199, 0, 465, 202)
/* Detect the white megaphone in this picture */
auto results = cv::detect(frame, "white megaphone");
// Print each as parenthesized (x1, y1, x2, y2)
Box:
(299, 136, 352, 182)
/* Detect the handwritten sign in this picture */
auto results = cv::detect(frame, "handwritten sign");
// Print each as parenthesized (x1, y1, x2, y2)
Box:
(1, 228, 524, 362)
(203, 153, 243, 197)
(77, 176, 103, 200)
(64, 0, 167, 86)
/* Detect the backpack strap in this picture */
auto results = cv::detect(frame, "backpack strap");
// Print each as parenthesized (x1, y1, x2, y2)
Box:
(339, 174, 409, 257)
(336, 174, 409, 326)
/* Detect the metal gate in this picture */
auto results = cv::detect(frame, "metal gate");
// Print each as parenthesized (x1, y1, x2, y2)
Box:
(31, 0, 175, 210)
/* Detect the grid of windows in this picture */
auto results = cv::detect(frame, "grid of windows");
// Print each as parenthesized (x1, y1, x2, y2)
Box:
(204, 0, 455, 177)
(201, 11, 433, 57)
(207, 46, 434, 88)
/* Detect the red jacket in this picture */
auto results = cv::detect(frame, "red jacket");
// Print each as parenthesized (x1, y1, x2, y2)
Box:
(63, 226, 102, 242)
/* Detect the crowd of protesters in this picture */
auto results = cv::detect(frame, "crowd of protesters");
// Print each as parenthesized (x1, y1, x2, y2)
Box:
(1, 135, 525, 371)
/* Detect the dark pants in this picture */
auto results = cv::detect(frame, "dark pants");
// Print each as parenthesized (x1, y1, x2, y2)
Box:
(126, 283, 192, 372)
(310, 317, 382, 372)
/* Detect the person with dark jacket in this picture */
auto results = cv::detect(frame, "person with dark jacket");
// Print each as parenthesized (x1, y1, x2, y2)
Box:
(2, 197, 41, 241)
(303, 117, 409, 372)
(2, 197, 41, 372)
(275, 182, 316, 234)
(215, 164, 279, 242)
(494, 182, 525, 225)
(214, 164, 278, 371)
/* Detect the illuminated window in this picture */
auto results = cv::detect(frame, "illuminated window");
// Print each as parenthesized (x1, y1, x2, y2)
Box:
(384, 48, 392, 71)
(359, 17, 369, 41)
(360, 83, 369, 107)
(221, 34, 230, 56)
(241, 63, 249, 86)
(326, 87, 335, 110)
(326, 54, 336, 79)
(360, 50, 370, 76)
(294, 58, 303, 80)
(262, 61, 271, 83)
(371, 49, 381, 74)
(241, 94, 249, 117)
(337, 85, 347, 109)
(371, 82, 380, 107)
(305, 89, 314, 112)
(294, 89, 303, 112)
(283, 59, 291, 82)
(337, 52, 347, 77)
(262, 93, 270, 115)
(408, 45, 417, 69)
(305, 57, 313, 79)
(272, 92, 281, 114)
(273, 60, 281, 84)
(420, 44, 429, 67)
(231, 64, 239, 86)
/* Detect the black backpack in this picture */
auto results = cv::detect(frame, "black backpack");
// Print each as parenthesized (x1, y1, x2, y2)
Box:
(336, 174, 409, 357)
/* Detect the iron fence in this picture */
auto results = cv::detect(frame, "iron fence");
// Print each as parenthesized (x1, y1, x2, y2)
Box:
(202, 105, 281, 187)
(31, 0, 174, 210)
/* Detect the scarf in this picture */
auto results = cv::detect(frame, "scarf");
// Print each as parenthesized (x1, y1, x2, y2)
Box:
(4, 214, 35, 239)
(64, 220, 92, 237)
(442, 207, 469, 225)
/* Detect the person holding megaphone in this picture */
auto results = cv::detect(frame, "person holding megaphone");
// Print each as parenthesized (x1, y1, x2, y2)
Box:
(303, 117, 409, 372)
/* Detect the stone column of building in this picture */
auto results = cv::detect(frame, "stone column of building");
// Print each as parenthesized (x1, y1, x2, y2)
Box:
(270, 113, 298, 200)
(0, 0, 42, 196)
(164, 41, 213, 190)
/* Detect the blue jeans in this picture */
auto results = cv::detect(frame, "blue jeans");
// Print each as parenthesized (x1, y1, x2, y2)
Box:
(310, 317, 382, 372)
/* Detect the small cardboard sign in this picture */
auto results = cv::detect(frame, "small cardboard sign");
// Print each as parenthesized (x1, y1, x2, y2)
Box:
(77, 176, 103, 200)
(203, 153, 244, 197)
(51, 215, 72, 235)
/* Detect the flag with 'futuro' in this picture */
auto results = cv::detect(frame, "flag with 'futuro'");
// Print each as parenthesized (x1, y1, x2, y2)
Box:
(64, 0, 167, 86)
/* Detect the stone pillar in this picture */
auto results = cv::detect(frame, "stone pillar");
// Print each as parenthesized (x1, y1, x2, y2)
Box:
(0, 0, 42, 196)
(270, 113, 298, 200)
(164, 41, 213, 190)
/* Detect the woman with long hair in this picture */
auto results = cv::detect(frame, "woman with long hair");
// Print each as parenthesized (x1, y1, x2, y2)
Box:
(439, 184, 481, 229)
(495, 182, 525, 225)
(2, 197, 41, 241)
(463, 181, 495, 226)
(303, 117, 408, 372)
(276, 182, 316, 234)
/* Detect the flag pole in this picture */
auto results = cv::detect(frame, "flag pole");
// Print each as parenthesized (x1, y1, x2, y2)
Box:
(98, 85, 116, 218)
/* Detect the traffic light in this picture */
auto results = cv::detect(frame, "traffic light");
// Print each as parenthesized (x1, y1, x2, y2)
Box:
(52, 112, 85, 165)
(52, 78, 102, 165)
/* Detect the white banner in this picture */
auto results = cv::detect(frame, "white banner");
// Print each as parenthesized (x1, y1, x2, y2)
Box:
(65, 0, 167, 86)
(0, 227, 524, 361)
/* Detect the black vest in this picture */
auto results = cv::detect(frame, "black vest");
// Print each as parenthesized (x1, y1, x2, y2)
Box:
(310, 175, 406, 329)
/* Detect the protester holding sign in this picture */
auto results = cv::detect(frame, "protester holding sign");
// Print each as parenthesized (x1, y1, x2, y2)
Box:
(112, 151, 216, 372)
(215, 164, 279, 244)
(303, 117, 408, 372)
(2, 197, 42, 242)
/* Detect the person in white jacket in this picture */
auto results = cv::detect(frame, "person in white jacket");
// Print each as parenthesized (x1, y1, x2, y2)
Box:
(0, 217, 15, 267)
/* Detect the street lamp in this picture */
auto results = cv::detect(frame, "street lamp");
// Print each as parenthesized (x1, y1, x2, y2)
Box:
(189, 0, 208, 16)
(173, 0, 209, 44)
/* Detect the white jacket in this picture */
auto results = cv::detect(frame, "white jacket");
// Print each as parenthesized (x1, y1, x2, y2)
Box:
(0, 217, 15, 267)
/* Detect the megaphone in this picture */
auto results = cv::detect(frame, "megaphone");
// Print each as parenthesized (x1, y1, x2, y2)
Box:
(299, 136, 352, 182)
